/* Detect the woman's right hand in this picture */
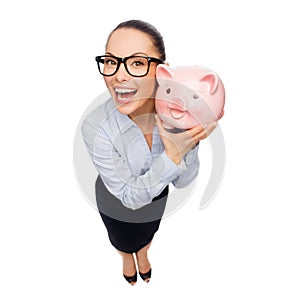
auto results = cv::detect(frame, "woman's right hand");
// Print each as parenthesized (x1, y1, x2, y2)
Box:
(156, 116, 216, 165)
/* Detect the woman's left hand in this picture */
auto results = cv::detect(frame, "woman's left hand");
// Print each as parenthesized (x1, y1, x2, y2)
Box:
(156, 117, 218, 165)
(198, 121, 218, 140)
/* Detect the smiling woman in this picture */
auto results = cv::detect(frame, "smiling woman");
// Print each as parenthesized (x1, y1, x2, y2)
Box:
(102, 27, 163, 116)
(81, 19, 214, 286)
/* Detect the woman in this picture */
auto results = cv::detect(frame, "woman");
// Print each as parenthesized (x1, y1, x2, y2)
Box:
(82, 20, 217, 285)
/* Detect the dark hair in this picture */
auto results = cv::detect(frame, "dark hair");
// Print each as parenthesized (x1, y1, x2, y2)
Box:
(106, 19, 166, 61)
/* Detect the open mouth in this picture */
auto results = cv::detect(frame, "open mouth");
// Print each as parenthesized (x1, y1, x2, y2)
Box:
(167, 99, 186, 120)
(114, 87, 137, 103)
(168, 103, 186, 119)
(170, 108, 186, 119)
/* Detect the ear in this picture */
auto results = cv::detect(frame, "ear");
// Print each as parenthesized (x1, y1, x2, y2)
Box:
(199, 72, 219, 95)
(156, 64, 174, 84)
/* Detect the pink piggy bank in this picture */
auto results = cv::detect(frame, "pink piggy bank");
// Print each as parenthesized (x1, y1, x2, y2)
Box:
(155, 65, 225, 130)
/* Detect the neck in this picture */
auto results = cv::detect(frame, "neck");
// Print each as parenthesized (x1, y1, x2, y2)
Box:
(129, 99, 156, 131)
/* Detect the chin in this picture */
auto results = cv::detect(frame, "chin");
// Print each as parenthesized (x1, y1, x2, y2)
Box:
(116, 103, 134, 115)
(114, 101, 138, 115)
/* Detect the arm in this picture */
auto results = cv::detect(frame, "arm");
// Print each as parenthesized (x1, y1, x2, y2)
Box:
(156, 117, 217, 189)
(81, 121, 183, 210)
(172, 144, 200, 188)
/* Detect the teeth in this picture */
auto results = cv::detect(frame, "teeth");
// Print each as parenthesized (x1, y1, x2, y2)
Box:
(114, 88, 136, 94)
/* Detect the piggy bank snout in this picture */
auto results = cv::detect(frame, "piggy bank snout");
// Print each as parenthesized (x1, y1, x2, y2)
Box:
(167, 97, 185, 110)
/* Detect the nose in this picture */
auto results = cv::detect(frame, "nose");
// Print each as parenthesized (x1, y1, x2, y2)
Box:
(168, 97, 185, 111)
(115, 62, 130, 82)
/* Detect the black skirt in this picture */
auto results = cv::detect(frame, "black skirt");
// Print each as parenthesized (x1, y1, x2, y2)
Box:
(95, 175, 169, 253)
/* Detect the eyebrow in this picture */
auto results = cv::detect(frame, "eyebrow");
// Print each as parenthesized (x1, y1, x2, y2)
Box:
(105, 51, 149, 57)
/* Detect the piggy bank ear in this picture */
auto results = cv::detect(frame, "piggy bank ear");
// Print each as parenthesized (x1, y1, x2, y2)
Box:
(199, 72, 219, 95)
(156, 65, 174, 85)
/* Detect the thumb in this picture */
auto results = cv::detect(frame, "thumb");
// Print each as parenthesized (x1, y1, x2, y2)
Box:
(155, 115, 164, 131)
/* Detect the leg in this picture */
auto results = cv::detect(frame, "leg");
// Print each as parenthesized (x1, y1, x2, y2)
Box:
(117, 250, 137, 285)
(136, 241, 152, 282)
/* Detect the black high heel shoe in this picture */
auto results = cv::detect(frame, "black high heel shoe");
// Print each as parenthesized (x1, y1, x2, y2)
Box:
(139, 268, 152, 282)
(123, 272, 137, 285)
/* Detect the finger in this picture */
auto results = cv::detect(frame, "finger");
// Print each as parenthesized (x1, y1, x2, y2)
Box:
(193, 130, 206, 142)
(155, 115, 162, 128)
(198, 121, 218, 140)
(155, 115, 167, 134)
(186, 127, 205, 146)
(186, 124, 206, 137)
(206, 121, 217, 134)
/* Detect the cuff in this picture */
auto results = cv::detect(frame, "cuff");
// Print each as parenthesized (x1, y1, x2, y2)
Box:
(184, 143, 200, 166)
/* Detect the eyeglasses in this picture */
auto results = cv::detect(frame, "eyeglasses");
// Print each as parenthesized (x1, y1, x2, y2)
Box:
(95, 55, 164, 77)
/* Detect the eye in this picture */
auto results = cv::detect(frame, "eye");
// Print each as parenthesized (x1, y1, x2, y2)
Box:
(166, 88, 171, 94)
(132, 60, 145, 67)
(128, 56, 148, 68)
(193, 93, 199, 100)
(104, 58, 117, 66)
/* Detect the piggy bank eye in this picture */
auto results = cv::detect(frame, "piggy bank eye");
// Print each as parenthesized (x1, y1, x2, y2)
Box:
(193, 94, 199, 100)
(166, 88, 171, 94)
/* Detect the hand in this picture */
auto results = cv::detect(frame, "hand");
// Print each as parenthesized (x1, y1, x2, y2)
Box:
(156, 116, 217, 165)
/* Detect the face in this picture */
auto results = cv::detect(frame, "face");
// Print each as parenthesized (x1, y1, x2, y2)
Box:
(104, 28, 160, 116)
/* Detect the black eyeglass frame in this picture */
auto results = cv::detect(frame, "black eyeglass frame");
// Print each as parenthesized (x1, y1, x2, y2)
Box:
(95, 55, 164, 77)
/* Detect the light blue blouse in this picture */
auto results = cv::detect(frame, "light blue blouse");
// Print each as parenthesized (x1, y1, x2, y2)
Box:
(81, 98, 200, 210)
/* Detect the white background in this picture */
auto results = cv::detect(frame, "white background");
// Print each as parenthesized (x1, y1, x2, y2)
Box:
(1, 0, 300, 299)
